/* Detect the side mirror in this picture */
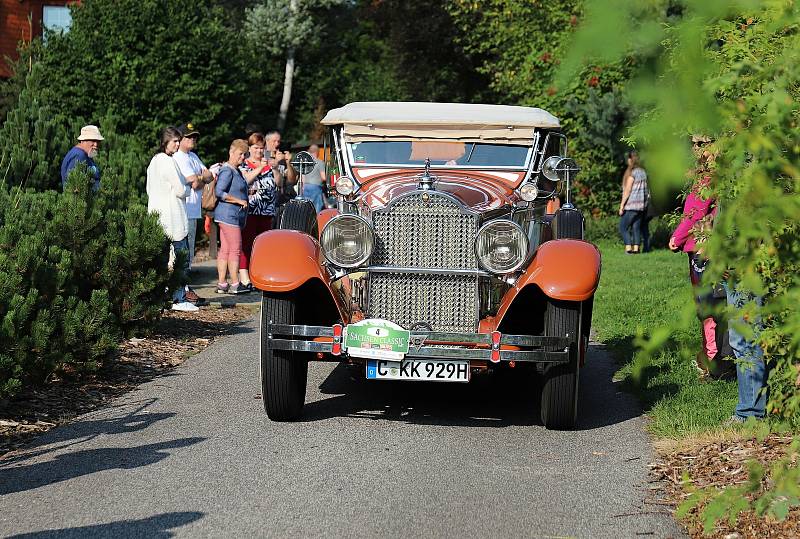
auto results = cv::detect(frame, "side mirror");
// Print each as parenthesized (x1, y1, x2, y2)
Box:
(291, 151, 316, 175)
(542, 156, 580, 182)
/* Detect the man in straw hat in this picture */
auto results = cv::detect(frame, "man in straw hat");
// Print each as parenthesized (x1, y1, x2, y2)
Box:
(61, 124, 104, 191)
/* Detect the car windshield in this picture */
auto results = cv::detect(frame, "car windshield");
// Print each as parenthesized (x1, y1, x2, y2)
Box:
(348, 141, 531, 168)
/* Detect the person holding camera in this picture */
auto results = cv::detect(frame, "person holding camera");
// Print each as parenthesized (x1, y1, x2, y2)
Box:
(265, 130, 297, 207)
(303, 143, 327, 213)
(236, 132, 278, 290)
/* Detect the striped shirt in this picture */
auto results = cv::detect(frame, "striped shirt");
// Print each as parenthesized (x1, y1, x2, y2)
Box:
(624, 167, 649, 211)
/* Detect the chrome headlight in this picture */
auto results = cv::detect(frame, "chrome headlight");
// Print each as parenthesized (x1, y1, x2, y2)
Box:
(475, 220, 529, 274)
(518, 182, 539, 201)
(335, 176, 355, 195)
(320, 214, 374, 268)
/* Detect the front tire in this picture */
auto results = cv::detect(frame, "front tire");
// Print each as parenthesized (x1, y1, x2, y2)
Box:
(540, 299, 581, 429)
(260, 292, 308, 421)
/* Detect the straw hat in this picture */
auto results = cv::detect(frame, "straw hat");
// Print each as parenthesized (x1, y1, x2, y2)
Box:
(77, 125, 104, 141)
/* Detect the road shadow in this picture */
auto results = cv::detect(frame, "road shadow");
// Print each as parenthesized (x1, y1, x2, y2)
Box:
(1, 399, 173, 466)
(0, 437, 205, 496)
(7, 511, 204, 538)
(602, 334, 682, 411)
(300, 344, 642, 430)
(157, 314, 255, 338)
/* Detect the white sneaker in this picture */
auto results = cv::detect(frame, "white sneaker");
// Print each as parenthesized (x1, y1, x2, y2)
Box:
(171, 301, 199, 312)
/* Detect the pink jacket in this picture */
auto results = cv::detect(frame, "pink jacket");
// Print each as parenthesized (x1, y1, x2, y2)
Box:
(671, 184, 716, 253)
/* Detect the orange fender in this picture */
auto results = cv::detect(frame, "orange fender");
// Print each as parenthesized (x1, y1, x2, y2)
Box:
(493, 239, 601, 323)
(317, 208, 339, 240)
(250, 229, 328, 292)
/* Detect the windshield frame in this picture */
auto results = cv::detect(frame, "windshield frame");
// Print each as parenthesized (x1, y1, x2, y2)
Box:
(344, 140, 535, 171)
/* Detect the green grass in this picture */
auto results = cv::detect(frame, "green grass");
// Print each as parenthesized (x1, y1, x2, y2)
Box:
(591, 240, 738, 438)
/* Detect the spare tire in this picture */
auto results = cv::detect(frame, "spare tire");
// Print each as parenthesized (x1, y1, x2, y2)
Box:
(552, 207, 584, 240)
(278, 199, 318, 237)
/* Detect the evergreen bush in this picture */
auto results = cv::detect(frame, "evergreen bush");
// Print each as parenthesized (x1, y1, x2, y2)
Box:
(0, 64, 71, 192)
(0, 169, 178, 399)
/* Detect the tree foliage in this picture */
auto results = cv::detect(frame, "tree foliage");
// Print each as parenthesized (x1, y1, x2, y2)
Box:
(267, 0, 490, 144)
(562, 0, 799, 529)
(447, 0, 638, 216)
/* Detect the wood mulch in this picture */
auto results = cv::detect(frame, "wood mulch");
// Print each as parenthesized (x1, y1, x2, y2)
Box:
(652, 434, 800, 538)
(0, 306, 254, 459)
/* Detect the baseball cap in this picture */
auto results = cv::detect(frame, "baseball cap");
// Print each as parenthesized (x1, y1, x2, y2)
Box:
(178, 122, 200, 137)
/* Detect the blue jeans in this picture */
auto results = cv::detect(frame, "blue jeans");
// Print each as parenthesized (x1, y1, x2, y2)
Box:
(640, 213, 652, 252)
(619, 210, 643, 246)
(172, 237, 189, 303)
(302, 184, 324, 213)
(724, 283, 767, 419)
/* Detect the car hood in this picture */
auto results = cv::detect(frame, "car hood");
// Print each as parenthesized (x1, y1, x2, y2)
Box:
(357, 171, 520, 212)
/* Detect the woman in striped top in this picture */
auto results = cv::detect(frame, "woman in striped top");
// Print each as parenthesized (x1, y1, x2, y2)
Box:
(618, 151, 650, 254)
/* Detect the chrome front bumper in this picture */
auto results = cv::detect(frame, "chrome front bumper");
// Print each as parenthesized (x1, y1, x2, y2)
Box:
(266, 323, 572, 363)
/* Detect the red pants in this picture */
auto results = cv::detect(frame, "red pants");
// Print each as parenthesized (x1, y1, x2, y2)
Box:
(217, 222, 242, 263)
(240, 215, 273, 270)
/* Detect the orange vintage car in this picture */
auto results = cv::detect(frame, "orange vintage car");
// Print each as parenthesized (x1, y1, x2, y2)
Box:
(250, 102, 601, 429)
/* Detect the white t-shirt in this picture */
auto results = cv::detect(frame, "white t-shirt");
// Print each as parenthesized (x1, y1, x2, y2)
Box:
(173, 150, 208, 219)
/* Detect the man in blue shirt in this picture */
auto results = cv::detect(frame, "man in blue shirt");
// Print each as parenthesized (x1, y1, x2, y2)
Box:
(61, 125, 104, 191)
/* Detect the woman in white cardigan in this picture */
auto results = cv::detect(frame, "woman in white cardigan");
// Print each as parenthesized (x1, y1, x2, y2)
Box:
(146, 126, 198, 312)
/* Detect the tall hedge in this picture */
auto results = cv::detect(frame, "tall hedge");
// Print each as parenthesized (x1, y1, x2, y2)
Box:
(31, 0, 250, 155)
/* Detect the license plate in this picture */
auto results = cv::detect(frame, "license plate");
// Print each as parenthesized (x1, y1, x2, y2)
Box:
(344, 319, 410, 361)
(366, 359, 470, 383)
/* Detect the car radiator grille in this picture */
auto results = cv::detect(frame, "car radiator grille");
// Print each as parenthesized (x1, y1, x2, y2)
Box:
(371, 192, 478, 268)
(367, 192, 479, 333)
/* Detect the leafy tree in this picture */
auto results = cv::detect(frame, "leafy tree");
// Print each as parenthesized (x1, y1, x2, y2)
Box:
(247, 0, 489, 144)
(562, 0, 800, 528)
(447, 0, 638, 215)
(245, 0, 348, 132)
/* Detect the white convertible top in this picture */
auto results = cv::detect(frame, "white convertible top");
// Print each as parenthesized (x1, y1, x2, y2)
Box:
(321, 102, 560, 143)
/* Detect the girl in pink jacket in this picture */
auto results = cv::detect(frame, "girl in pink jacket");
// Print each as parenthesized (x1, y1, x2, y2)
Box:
(670, 138, 729, 375)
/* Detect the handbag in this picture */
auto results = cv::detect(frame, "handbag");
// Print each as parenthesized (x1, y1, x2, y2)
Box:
(201, 179, 218, 211)
(202, 163, 224, 211)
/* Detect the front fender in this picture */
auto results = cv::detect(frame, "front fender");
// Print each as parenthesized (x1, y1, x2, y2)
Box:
(494, 239, 601, 324)
(250, 229, 328, 292)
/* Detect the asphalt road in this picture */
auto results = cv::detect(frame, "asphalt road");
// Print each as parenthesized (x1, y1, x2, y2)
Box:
(0, 315, 684, 538)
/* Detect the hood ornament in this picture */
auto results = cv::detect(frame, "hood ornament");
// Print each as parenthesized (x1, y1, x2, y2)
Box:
(418, 157, 437, 190)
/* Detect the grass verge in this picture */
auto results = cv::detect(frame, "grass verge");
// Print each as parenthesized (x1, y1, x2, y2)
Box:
(591, 240, 738, 438)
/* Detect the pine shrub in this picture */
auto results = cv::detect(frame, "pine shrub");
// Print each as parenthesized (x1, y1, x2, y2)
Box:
(0, 168, 178, 399)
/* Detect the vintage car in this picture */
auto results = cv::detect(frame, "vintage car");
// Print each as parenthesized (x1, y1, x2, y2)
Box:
(250, 102, 601, 429)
